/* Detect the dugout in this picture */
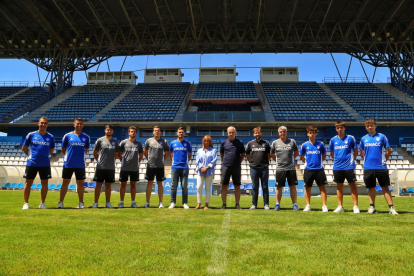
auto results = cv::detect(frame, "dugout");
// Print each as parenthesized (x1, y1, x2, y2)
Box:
(390, 169, 414, 196)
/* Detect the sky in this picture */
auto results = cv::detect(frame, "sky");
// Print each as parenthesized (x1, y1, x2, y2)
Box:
(0, 53, 390, 86)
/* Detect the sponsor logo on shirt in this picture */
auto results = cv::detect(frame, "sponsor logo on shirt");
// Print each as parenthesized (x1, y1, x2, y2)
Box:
(174, 147, 187, 151)
(251, 148, 266, 152)
(150, 143, 163, 148)
(278, 147, 292, 151)
(103, 145, 116, 149)
(335, 145, 349, 149)
(33, 141, 50, 146)
(365, 143, 381, 147)
(70, 142, 85, 146)
(125, 147, 139, 152)
(307, 150, 320, 154)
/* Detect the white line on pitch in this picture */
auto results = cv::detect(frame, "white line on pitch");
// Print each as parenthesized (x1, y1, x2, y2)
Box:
(207, 209, 231, 274)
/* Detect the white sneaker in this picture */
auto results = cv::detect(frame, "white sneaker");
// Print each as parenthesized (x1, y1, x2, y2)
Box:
(303, 204, 311, 212)
(77, 202, 85, 209)
(118, 202, 124, 208)
(22, 203, 29, 210)
(264, 205, 270, 211)
(92, 203, 99, 208)
(158, 203, 164, 208)
(131, 202, 139, 208)
(353, 206, 360, 214)
(333, 206, 344, 213)
(389, 206, 399, 216)
(168, 203, 175, 209)
(144, 202, 150, 208)
(367, 206, 377, 214)
(322, 205, 329, 212)
(249, 205, 256, 210)
(183, 203, 189, 209)
(39, 203, 47, 209)
(57, 201, 64, 209)
(105, 202, 113, 208)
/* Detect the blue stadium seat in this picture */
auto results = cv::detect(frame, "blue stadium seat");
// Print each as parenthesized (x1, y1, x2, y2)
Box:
(17, 183, 24, 189)
(68, 184, 76, 191)
(245, 184, 253, 190)
(84, 182, 89, 188)
(2, 183, 11, 189)
(35, 184, 42, 189)
(11, 183, 17, 189)
(229, 184, 235, 190)
(30, 183, 36, 189)
(56, 184, 62, 190)
(193, 82, 257, 99)
(49, 184, 56, 190)
(89, 182, 96, 188)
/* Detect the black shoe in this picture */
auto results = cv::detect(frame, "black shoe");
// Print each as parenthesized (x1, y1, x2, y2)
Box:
(220, 204, 226, 210)
(235, 204, 242, 210)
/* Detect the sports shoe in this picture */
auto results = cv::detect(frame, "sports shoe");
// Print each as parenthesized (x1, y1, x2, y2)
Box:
(220, 204, 226, 210)
(77, 202, 85, 209)
(39, 203, 47, 209)
(158, 203, 164, 208)
(131, 202, 139, 208)
(105, 202, 113, 209)
(144, 202, 150, 208)
(389, 206, 398, 216)
(118, 202, 124, 208)
(293, 203, 299, 211)
(22, 203, 29, 210)
(333, 206, 344, 213)
(183, 203, 189, 209)
(322, 205, 329, 212)
(303, 204, 311, 212)
(92, 203, 99, 208)
(249, 205, 256, 210)
(367, 206, 377, 214)
(274, 204, 280, 211)
(57, 201, 64, 209)
(168, 203, 175, 209)
(353, 206, 360, 214)
(264, 205, 270, 211)
(235, 204, 242, 210)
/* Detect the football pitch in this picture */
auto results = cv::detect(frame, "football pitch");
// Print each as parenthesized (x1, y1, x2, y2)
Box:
(1, 191, 413, 275)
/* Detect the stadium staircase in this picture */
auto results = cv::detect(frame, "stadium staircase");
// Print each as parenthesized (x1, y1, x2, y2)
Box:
(318, 83, 360, 121)
(0, 87, 30, 104)
(255, 83, 275, 122)
(17, 86, 81, 123)
(374, 83, 414, 108)
(91, 84, 135, 122)
(397, 148, 414, 165)
(174, 83, 197, 121)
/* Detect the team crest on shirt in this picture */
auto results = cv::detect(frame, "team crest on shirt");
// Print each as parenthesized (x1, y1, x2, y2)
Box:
(46, 138, 50, 141)
(335, 142, 338, 144)
(376, 138, 380, 141)
(345, 141, 348, 144)
(307, 147, 309, 149)
(317, 146, 320, 149)
(262, 143, 265, 147)
(82, 138, 86, 142)
(365, 140, 368, 142)
(111, 142, 115, 145)
(34, 137, 38, 140)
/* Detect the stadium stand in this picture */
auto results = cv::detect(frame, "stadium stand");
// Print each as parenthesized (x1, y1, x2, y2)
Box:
(262, 82, 355, 121)
(193, 82, 257, 99)
(192, 102, 259, 111)
(33, 84, 128, 122)
(100, 83, 191, 122)
(0, 87, 49, 122)
(326, 83, 414, 121)
(0, 86, 25, 99)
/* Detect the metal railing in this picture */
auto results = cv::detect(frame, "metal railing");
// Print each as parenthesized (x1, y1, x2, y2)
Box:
(323, 77, 370, 83)
(183, 111, 266, 122)
(0, 81, 29, 87)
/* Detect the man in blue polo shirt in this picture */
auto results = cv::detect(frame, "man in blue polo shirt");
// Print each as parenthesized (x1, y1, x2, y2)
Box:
(300, 125, 328, 212)
(360, 119, 398, 215)
(169, 127, 192, 209)
(22, 117, 55, 210)
(58, 118, 90, 209)
(220, 126, 245, 210)
(329, 121, 359, 213)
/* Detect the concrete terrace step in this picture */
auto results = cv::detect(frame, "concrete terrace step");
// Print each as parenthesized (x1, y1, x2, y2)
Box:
(17, 86, 81, 123)
(91, 84, 136, 122)
(374, 83, 414, 109)
(174, 83, 197, 121)
(255, 83, 275, 122)
(0, 87, 31, 103)
(318, 83, 361, 121)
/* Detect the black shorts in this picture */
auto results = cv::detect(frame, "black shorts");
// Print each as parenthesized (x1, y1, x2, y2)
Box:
(23, 166, 51, 180)
(303, 169, 327, 187)
(364, 169, 390, 188)
(333, 170, 356, 184)
(145, 167, 166, 182)
(276, 170, 298, 187)
(93, 169, 115, 183)
(221, 165, 241, 186)
(62, 168, 86, 180)
(119, 170, 139, 182)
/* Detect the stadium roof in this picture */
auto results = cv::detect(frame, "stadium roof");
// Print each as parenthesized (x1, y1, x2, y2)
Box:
(0, 0, 413, 90)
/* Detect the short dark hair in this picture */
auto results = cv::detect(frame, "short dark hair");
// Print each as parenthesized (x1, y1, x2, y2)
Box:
(128, 126, 137, 132)
(365, 119, 376, 126)
(177, 127, 185, 132)
(335, 121, 345, 128)
(105, 124, 114, 130)
(252, 127, 262, 133)
(39, 116, 49, 122)
(74, 118, 83, 123)
(153, 125, 161, 131)
(306, 125, 317, 133)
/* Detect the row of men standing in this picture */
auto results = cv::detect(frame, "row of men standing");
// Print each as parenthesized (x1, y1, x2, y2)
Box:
(21, 117, 397, 214)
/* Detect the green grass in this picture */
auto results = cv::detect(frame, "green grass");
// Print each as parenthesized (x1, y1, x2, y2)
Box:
(1, 190, 414, 275)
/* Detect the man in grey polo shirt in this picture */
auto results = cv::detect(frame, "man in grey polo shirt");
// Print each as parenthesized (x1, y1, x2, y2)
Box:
(92, 124, 121, 208)
(270, 126, 299, 211)
(144, 126, 169, 208)
(118, 126, 143, 208)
